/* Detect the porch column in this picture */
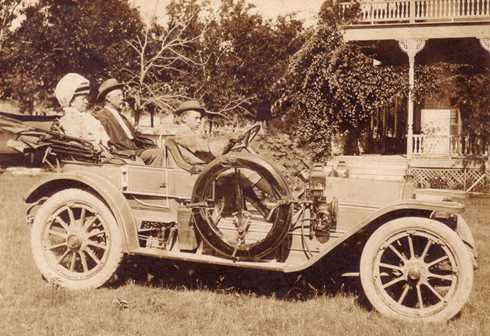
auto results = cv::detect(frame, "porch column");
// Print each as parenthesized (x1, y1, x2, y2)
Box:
(398, 39, 426, 158)
(480, 38, 490, 54)
(480, 38, 490, 170)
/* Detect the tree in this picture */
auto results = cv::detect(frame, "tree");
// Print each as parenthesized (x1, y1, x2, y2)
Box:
(124, 14, 206, 120)
(0, 0, 24, 51)
(204, 0, 305, 120)
(277, 2, 410, 159)
(3, 0, 143, 110)
(0, 0, 25, 100)
(451, 66, 490, 156)
(158, 0, 305, 123)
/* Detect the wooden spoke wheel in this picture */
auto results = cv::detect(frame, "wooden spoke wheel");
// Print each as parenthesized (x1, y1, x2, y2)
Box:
(31, 189, 123, 289)
(360, 217, 473, 322)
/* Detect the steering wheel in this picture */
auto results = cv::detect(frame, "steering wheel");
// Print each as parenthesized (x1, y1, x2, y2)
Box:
(226, 124, 261, 153)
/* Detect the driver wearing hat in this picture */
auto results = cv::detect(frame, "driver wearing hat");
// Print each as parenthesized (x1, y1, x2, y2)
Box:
(173, 100, 274, 217)
(172, 100, 237, 163)
(93, 78, 163, 166)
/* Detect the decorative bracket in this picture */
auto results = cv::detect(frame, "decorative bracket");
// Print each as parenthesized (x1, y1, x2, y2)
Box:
(398, 39, 426, 59)
(479, 38, 490, 54)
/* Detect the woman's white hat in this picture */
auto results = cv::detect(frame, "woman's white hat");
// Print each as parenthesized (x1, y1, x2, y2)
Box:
(55, 73, 90, 108)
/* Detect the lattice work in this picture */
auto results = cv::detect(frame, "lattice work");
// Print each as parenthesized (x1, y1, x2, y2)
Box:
(408, 168, 489, 192)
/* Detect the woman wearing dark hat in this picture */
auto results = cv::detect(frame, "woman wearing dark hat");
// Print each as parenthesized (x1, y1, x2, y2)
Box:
(93, 78, 163, 166)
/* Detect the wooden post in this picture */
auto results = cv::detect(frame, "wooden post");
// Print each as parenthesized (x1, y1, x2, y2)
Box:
(410, 0, 416, 23)
(382, 106, 387, 153)
(399, 39, 426, 159)
(479, 38, 490, 173)
(394, 99, 398, 138)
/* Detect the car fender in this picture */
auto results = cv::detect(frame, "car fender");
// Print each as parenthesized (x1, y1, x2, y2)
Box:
(455, 213, 478, 267)
(285, 199, 473, 272)
(24, 172, 138, 251)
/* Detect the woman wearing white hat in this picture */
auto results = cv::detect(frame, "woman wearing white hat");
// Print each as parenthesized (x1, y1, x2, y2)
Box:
(55, 73, 110, 149)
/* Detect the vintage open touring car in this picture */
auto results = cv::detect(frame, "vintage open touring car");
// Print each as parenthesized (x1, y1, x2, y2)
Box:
(0, 115, 478, 322)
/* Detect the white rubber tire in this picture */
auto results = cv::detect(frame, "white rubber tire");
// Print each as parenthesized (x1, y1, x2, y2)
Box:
(31, 189, 123, 289)
(360, 217, 473, 322)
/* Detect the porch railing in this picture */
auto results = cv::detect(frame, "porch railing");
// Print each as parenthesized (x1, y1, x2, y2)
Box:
(412, 134, 488, 157)
(340, 0, 490, 24)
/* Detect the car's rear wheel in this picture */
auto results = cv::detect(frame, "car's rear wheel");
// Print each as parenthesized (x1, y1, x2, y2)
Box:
(360, 217, 473, 322)
(31, 189, 123, 289)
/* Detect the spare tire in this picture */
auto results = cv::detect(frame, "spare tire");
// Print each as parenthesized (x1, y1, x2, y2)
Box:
(191, 152, 291, 260)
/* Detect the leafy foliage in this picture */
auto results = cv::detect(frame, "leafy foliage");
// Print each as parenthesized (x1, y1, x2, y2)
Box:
(0, 0, 24, 51)
(2, 0, 143, 110)
(452, 67, 490, 139)
(0, 0, 25, 101)
(105, 0, 305, 124)
(124, 11, 203, 118)
(275, 2, 474, 160)
(0, 0, 487, 163)
(276, 4, 410, 159)
(406, 62, 490, 157)
(162, 0, 306, 121)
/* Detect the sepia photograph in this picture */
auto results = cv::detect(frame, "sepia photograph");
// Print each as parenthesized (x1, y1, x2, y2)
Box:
(0, 0, 489, 335)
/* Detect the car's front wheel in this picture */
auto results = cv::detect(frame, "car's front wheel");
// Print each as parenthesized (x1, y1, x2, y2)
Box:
(360, 217, 473, 322)
(31, 189, 123, 289)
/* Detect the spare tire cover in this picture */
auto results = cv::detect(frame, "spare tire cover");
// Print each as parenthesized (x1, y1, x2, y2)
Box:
(191, 152, 292, 260)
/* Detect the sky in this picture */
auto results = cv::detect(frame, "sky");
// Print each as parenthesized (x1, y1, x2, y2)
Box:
(129, 0, 323, 25)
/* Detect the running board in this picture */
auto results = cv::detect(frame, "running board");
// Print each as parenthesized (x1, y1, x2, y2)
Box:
(129, 247, 287, 272)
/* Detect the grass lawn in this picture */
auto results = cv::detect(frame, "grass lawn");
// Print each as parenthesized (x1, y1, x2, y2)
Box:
(1, 172, 489, 336)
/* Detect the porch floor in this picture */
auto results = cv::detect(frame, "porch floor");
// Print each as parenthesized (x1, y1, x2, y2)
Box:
(331, 154, 488, 170)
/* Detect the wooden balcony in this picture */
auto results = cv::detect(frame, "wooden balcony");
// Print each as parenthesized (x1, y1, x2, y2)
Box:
(340, 0, 490, 24)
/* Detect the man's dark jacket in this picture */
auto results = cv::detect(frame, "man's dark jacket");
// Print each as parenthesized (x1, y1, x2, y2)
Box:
(93, 107, 155, 152)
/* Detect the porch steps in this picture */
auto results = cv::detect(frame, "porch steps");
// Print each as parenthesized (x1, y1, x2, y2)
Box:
(325, 155, 409, 181)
